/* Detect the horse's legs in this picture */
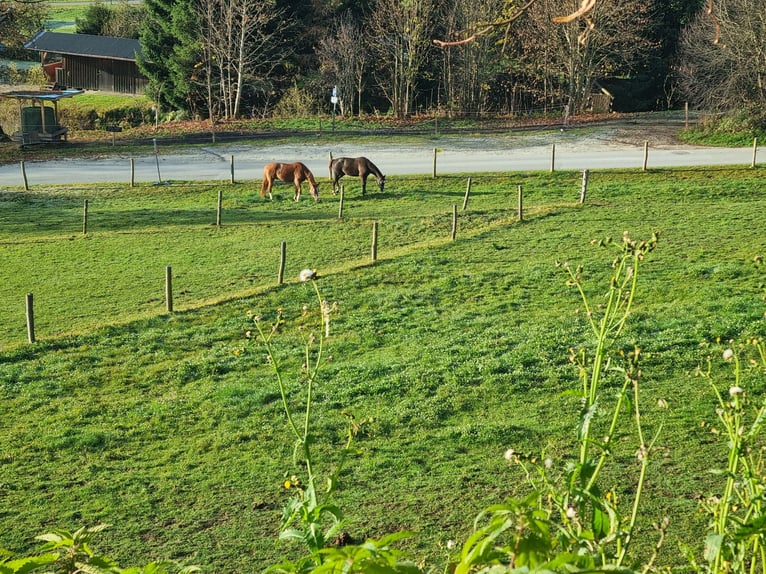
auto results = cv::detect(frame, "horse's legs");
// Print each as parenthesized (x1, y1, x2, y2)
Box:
(293, 179, 302, 202)
(261, 175, 273, 200)
(361, 174, 367, 195)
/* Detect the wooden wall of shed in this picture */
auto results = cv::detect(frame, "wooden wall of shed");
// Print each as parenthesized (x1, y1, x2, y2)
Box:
(58, 55, 148, 94)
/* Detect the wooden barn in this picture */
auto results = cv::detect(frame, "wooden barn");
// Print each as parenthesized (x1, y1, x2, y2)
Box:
(24, 31, 148, 95)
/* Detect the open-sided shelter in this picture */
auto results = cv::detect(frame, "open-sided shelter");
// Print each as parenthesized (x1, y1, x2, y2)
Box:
(0, 88, 84, 145)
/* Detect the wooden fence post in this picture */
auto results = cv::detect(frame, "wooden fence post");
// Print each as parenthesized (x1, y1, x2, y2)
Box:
(20, 161, 29, 191)
(83, 199, 89, 235)
(130, 158, 135, 187)
(580, 169, 589, 203)
(451, 204, 457, 240)
(752, 137, 758, 168)
(165, 266, 173, 313)
(25, 292, 35, 344)
(685, 101, 689, 130)
(462, 177, 472, 211)
(216, 189, 223, 227)
(642, 141, 649, 171)
(371, 221, 379, 261)
(432, 148, 438, 178)
(230, 155, 235, 183)
(550, 144, 556, 173)
(338, 185, 345, 219)
(278, 241, 286, 284)
(518, 184, 523, 222)
(329, 151, 333, 180)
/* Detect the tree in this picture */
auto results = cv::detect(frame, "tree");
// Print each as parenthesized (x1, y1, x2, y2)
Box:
(676, 0, 766, 111)
(197, 0, 291, 119)
(512, 0, 656, 114)
(0, 0, 45, 58)
(317, 14, 369, 116)
(75, 2, 112, 35)
(138, 0, 185, 113)
(368, 0, 436, 117)
(439, 0, 509, 114)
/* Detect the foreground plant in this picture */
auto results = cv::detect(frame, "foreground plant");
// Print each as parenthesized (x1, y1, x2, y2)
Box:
(689, 338, 766, 574)
(250, 271, 418, 573)
(454, 232, 661, 573)
(0, 524, 199, 574)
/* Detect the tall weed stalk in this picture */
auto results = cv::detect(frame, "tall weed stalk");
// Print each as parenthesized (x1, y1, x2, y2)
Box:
(454, 232, 661, 573)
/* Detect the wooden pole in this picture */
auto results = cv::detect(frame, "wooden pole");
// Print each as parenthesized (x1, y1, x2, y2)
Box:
(462, 176, 472, 211)
(83, 199, 88, 235)
(329, 151, 333, 180)
(580, 169, 589, 203)
(451, 204, 457, 240)
(165, 266, 173, 313)
(130, 158, 135, 187)
(25, 292, 35, 344)
(371, 221, 379, 261)
(216, 189, 223, 227)
(278, 241, 286, 284)
(550, 144, 556, 173)
(684, 101, 689, 130)
(338, 185, 345, 219)
(518, 184, 523, 222)
(752, 137, 758, 168)
(642, 141, 649, 171)
(230, 155, 235, 183)
(432, 148, 437, 178)
(20, 161, 29, 191)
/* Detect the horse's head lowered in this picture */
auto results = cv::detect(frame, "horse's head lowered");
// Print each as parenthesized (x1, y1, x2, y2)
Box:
(376, 174, 385, 192)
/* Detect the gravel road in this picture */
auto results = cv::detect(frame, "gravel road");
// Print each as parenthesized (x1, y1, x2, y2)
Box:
(0, 114, 758, 186)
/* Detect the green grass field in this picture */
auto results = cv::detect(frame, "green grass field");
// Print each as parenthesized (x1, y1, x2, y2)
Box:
(2, 165, 766, 571)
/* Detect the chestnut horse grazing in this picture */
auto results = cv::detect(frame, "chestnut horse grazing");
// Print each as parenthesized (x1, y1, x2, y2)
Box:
(261, 162, 320, 202)
(329, 156, 385, 195)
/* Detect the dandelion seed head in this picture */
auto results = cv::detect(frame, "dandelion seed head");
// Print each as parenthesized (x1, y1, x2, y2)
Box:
(299, 269, 317, 282)
(729, 386, 744, 397)
(723, 348, 735, 361)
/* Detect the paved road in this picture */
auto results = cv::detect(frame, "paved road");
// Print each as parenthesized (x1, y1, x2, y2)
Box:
(0, 130, 759, 187)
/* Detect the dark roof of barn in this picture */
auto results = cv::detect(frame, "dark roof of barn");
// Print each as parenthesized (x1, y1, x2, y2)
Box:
(24, 31, 142, 62)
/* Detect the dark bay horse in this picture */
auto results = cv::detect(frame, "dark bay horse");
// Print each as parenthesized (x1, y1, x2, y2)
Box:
(329, 156, 385, 195)
(261, 162, 320, 202)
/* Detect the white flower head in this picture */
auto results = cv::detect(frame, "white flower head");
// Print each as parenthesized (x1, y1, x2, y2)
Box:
(299, 268, 317, 282)
(729, 386, 744, 397)
(504, 448, 516, 461)
(446, 540, 456, 550)
(723, 348, 735, 362)
(566, 507, 577, 520)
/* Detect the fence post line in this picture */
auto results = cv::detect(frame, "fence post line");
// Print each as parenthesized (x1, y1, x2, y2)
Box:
(25, 292, 35, 344)
(451, 204, 457, 240)
(462, 176, 472, 211)
(230, 155, 235, 183)
(642, 141, 649, 171)
(432, 148, 437, 178)
(752, 137, 758, 168)
(518, 184, 524, 222)
(371, 221, 379, 261)
(130, 158, 135, 187)
(338, 185, 345, 219)
(20, 160, 29, 191)
(165, 266, 173, 313)
(580, 169, 589, 203)
(550, 144, 556, 173)
(216, 189, 223, 227)
(83, 199, 89, 235)
(278, 241, 286, 284)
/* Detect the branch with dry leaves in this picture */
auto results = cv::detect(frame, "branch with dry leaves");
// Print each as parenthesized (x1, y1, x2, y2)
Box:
(432, 0, 596, 48)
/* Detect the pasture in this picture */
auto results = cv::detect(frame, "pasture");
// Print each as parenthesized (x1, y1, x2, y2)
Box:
(1, 166, 766, 571)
